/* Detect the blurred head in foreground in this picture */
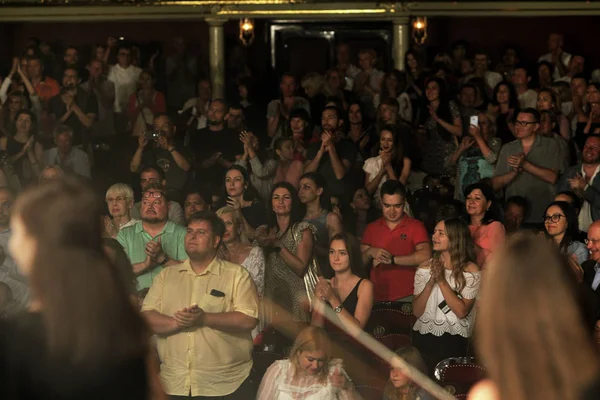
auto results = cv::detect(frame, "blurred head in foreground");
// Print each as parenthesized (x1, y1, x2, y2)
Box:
(475, 233, 599, 400)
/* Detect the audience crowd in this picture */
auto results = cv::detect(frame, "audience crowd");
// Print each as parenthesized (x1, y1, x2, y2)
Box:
(1, 32, 600, 400)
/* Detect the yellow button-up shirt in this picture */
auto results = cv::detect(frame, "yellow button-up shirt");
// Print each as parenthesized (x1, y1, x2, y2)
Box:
(142, 258, 259, 397)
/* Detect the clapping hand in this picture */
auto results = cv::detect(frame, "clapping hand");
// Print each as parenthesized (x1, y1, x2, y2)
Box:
(568, 173, 586, 191)
(330, 368, 346, 390)
(174, 304, 205, 329)
(315, 277, 334, 303)
(145, 237, 165, 263)
(370, 247, 392, 266)
(507, 153, 525, 171)
(428, 105, 440, 122)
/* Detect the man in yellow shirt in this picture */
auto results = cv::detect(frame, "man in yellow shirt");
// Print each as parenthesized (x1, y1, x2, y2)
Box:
(142, 211, 259, 399)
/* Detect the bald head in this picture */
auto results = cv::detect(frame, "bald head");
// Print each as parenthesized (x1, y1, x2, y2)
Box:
(586, 221, 600, 262)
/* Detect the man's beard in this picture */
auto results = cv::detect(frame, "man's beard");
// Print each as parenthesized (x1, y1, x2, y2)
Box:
(142, 216, 166, 224)
(207, 119, 222, 126)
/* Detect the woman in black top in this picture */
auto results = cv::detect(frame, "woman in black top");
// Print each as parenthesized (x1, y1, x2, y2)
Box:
(0, 178, 162, 400)
(312, 232, 374, 330)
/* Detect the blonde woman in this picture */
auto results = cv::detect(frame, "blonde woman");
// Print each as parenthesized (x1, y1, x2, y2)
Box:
(256, 326, 361, 399)
(216, 206, 265, 297)
(104, 183, 138, 238)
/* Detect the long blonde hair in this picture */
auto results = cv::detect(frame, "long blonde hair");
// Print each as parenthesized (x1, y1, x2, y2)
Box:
(383, 346, 428, 400)
(215, 206, 250, 245)
(289, 326, 332, 384)
(477, 233, 600, 400)
(433, 218, 477, 292)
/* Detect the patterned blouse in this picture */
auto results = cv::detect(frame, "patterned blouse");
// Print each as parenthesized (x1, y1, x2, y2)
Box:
(263, 222, 317, 322)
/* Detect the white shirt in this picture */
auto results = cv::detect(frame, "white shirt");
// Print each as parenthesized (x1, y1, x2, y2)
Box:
(539, 52, 573, 81)
(413, 266, 481, 338)
(579, 164, 600, 232)
(518, 89, 538, 109)
(179, 97, 208, 130)
(107, 64, 142, 113)
(484, 71, 503, 91)
(43, 147, 91, 178)
(363, 155, 388, 206)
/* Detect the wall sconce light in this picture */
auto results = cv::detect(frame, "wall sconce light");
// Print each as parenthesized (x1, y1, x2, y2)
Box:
(239, 18, 255, 46)
(412, 17, 428, 45)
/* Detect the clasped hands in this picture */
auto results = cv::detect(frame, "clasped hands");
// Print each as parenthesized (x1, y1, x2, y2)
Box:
(507, 152, 526, 173)
(173, 304, 205, 330)
(144, 237, 167, 266)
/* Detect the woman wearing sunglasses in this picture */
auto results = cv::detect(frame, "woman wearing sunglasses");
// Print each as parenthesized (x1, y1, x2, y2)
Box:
(543, 201, 588, 265)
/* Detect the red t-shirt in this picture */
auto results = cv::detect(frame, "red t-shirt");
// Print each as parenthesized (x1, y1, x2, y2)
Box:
(362, 215, 430, 301)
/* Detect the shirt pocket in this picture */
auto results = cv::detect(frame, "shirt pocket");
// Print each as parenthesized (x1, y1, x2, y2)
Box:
(202, 287, 228, 314)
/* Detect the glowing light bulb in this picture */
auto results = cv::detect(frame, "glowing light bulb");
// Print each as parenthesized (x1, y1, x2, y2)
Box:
(415, 21, 424, 30)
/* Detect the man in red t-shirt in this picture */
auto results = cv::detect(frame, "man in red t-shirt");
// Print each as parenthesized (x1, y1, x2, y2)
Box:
(361, 180, 431, 302)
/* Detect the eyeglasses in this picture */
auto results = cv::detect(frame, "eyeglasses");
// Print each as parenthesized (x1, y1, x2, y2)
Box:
(585, 238, 600, 245)
(543, 213, 565, 223)
(515, 120, 537, 127)
(105, 196, 127, 204)
(142, 191, 164, 199)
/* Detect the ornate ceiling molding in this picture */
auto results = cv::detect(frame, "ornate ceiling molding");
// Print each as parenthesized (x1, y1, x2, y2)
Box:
(0, 2, 599, 22)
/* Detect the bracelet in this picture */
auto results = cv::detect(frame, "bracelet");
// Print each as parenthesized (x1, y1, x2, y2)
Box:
(160, 254, 170, 265)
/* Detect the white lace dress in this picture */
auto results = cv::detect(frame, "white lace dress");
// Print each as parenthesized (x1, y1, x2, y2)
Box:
(242, 246, 266, 297)
(241, 246, 266, 338)
(256, 358, 359, 400)
(412, 267, 481, 338)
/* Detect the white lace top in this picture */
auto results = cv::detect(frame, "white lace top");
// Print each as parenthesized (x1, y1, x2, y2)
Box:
(241, 246, 266, 297)
(256, 358, 358, 400)
(412, 267, 481, 338)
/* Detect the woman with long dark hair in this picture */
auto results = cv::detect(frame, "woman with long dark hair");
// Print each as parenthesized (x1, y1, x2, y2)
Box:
(543, 201, 588, 265)
(218, 165, 266, 237)
(257, 182, 315, 322)
(470, 234, 600, 400)
(537, 88, 570, 140)
(363, 124, 411, 207)
(418, 77, 462, 176)
(312, 232, 374, 330)
(0, 109, 43, 185)
(489, 81, 519, 144)
(298, 172, 343, 279)
(342, 187, 380, 241)
(0, 178, 161, 399)
(464, 182, 506, 268)
(412, 217, 480, 373)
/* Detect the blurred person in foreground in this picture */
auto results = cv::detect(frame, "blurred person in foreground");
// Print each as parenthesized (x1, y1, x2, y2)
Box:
(469, 233, 600, 400)
(0, 177, 165, 399)
(257, 326, 360, 399)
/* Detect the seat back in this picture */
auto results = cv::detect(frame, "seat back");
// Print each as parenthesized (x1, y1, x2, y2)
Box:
(377, 333, 411, 351)
(434, 357, 486, 396)
(365, 307, 414, 337)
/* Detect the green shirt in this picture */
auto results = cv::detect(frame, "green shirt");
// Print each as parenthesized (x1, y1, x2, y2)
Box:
(117, 220, 188, 290)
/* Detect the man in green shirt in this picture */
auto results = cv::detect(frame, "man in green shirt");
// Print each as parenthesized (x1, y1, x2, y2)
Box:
(117, 183, 187, 290)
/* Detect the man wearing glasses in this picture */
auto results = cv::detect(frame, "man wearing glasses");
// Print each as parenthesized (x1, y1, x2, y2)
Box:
(117, 183, 187, 291)
(492, 108, 565, 226)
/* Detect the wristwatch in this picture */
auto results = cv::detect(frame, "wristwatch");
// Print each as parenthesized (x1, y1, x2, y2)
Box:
(333, 305, 343, 314)
(160, 254, 170, 265)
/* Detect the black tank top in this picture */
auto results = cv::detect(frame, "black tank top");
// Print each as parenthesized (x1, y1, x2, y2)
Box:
(341, 278, 364, 317)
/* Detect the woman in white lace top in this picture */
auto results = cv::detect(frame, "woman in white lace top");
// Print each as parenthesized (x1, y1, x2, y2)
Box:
(256, 326, 361, 400)
(411, 217, 481, 373)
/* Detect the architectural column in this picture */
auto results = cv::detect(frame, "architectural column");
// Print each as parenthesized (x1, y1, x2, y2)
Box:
(392, 17, 411, 71)
(206, 18, 226, 98)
